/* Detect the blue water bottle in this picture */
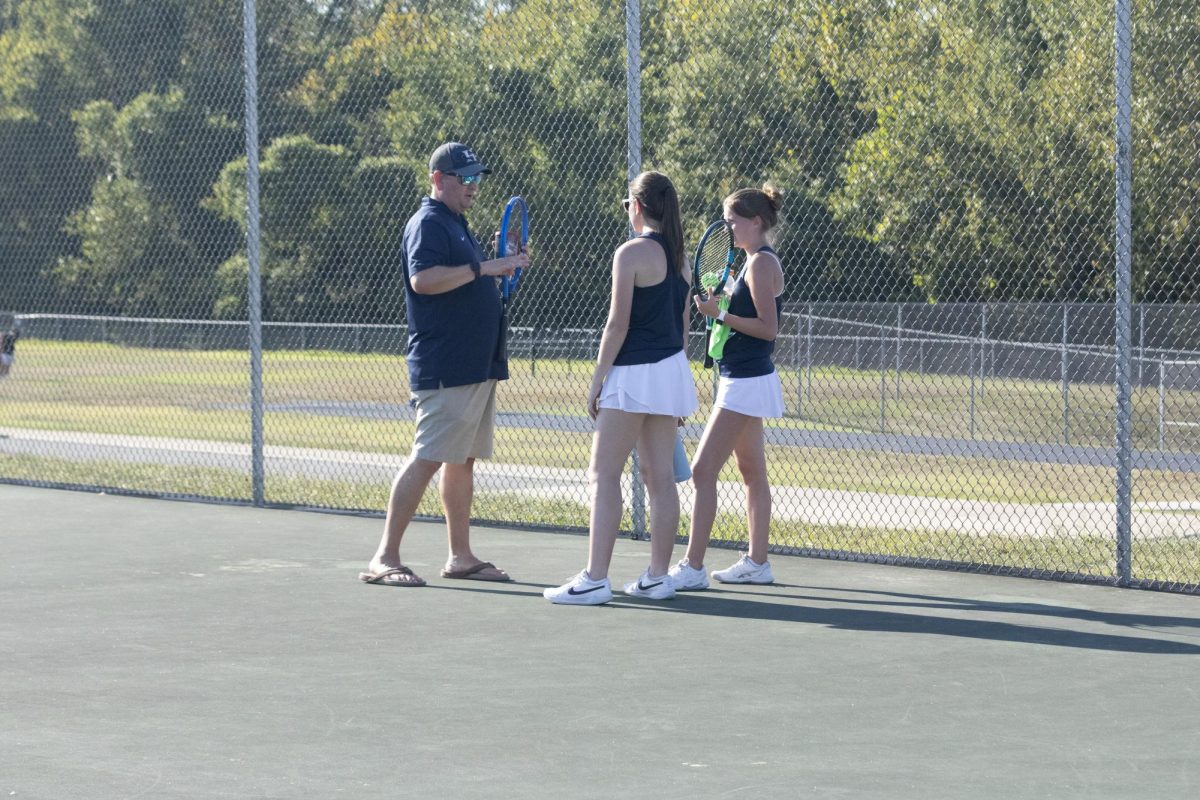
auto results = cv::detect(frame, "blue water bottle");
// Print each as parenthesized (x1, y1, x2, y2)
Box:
(673, 433, 691, 483)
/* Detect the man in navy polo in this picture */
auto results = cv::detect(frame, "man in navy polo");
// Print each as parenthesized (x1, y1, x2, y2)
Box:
(359, 142, 529, 587)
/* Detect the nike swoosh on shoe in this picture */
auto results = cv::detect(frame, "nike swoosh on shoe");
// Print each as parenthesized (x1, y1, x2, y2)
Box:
(637, 580, 663, 591)
(567, 584, 606, 595)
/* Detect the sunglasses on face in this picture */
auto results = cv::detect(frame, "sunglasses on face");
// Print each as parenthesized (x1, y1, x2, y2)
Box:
(445, 172, 485, 186)
(622, 198, 633, 211)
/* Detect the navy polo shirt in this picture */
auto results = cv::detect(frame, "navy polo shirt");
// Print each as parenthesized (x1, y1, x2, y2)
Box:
(403, 197, 508, 390)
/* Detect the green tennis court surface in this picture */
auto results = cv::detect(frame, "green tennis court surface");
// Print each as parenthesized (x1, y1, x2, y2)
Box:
(2, 484, 1197, 799)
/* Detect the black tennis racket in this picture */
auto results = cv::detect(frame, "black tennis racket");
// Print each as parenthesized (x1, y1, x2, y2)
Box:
(692, 220, 735, 368)
(498, 195, 528, 310)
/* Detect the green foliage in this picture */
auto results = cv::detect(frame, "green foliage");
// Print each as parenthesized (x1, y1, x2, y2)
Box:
(207, 135, 415, 321)
(821, 0, 1114, 302)
(55, 89, 239, 316)
(1, 0, 1198, 321)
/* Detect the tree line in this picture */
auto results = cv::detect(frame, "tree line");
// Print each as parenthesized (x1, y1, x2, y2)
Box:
(2, 0, 1196, 330)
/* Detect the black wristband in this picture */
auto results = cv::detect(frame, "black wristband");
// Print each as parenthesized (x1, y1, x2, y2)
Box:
(470, 260, 481, 278)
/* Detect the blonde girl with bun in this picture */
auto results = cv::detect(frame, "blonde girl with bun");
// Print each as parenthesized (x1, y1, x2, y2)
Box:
(670, 184, 786, 589)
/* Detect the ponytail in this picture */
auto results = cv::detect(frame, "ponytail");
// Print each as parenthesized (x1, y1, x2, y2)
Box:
(630, 171, 686, 276)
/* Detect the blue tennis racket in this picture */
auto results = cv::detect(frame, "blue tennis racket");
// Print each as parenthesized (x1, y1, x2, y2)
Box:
(498, 195, 528, 309)
(693, 219, 735, 368)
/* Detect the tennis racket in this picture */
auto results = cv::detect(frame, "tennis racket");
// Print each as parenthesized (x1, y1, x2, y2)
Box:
(692, 220, 735, 368)
(498, 195, 528, 309)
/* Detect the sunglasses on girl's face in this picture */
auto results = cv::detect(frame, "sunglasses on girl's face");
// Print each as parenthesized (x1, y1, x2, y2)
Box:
(446, 172, 485, 185)
(622, 198, 633, 211)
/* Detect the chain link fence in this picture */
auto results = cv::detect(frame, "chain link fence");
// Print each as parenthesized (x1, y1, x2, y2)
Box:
(1, 0, 1197, 592)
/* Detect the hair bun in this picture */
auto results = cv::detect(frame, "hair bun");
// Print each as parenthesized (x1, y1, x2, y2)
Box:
(761, 182, 784, 212)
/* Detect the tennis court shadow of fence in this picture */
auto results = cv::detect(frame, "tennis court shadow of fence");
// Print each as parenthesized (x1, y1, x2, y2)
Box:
(763, 584, 1200, 632)
(433, 582, 1200, 654)
(645, 587, 1200, 655)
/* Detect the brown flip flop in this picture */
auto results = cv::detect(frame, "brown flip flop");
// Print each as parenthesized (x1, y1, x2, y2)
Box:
(439, 561, 512, 582)
(358, 565, 426, 587)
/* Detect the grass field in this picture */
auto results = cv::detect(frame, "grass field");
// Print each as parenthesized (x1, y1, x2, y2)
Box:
(3, 449, 1197, 586)
(2, 338, 1199, 586)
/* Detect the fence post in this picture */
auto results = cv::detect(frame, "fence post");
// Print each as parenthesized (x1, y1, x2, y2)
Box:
(879, 325, 886, 433)
(243, 0, 264, 507)
(805, 303, 813, 407)
(1137, 305, 1144, 387)
(625, 0, 645, 539)
(895, 302, 902, 400)
(1061, 303, 1070, 445)
(979, 303, 988, 397)
(793, 312, 802, 417)
(531, 327, 538, 378)
(1157, 360, 1166, 451)
(969, 338, 976, 439)
(1113, 0, 1134, 585)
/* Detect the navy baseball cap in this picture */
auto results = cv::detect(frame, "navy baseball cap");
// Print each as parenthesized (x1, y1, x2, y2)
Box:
(429, 142, 491, 177)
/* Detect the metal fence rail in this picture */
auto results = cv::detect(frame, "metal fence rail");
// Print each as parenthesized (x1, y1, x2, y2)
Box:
(1, 0, 1198, 593)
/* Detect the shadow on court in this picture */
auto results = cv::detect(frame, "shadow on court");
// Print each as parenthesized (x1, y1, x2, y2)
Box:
(3, 484, 1198, 800)
(436, 582, 1200, 655)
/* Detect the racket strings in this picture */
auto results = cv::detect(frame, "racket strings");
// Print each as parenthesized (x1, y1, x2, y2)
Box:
(698, 230, 733, 292)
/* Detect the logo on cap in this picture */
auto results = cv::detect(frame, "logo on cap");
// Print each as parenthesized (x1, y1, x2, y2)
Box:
(430, 142, 491, 176)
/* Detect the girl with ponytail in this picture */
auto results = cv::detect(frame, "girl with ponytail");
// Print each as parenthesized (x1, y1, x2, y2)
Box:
(544, 171, 698, 605)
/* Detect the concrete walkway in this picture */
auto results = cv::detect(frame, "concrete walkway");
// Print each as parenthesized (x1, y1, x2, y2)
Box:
(4, 425, 1199, 539)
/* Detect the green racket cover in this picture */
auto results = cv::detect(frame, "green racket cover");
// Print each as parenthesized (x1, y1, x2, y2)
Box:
(707, 296, 731, 361)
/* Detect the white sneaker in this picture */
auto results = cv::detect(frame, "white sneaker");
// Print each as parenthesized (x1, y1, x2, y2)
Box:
(667, 558, 709, 591)
(544, 571, 613, 605)
(712, 554, 774, 585)
(623, 570, 676, 600)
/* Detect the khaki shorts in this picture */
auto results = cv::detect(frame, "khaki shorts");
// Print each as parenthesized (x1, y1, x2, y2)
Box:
(410, 380, 497, 464)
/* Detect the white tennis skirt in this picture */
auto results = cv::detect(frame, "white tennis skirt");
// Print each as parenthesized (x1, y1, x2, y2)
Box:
(599, 350, 698, 417)
(715, 370, 785, 418)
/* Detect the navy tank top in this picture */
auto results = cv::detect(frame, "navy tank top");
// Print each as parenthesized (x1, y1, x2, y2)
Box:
(718, 245, 783, 378)
(613, 232, 689, 366)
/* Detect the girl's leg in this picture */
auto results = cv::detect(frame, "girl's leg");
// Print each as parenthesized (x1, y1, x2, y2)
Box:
(684, 408, 753, 568)
(637, 414, 684, 576)
(585, 408, 644, 581)
(732, 416, 771, 564)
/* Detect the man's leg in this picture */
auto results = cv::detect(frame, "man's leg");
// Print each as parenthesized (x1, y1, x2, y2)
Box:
(442, 458, 474, 560)
(436, 459, 492, 574)
(440, 381, 509, 580)
(364, 455, 442, 583)
(439, 461, 510, 579)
